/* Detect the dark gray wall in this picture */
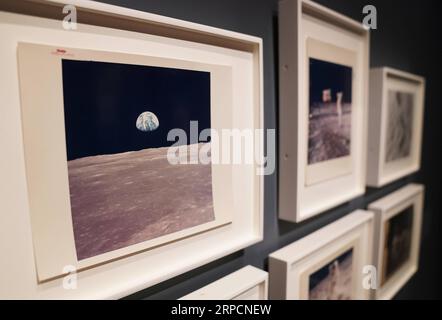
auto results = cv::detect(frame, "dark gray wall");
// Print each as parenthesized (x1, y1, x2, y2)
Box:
(96, 0, 442, 299)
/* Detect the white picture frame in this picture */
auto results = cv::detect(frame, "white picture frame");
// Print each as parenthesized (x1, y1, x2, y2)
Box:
(0, 0, 263, 299)
(18, 42, 238, 283)
(278, 0, 369, 222)
(180, 266, 268, 300)
(367, 68, 425, 187)
(368, 184, 424, 300)
(269, 210, 374, 300)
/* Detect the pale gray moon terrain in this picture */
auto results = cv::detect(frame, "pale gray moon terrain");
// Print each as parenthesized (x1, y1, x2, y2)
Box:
(309, 253, 353, 300)
(308, 102, 352, 164)
(67, 143, 214, 260)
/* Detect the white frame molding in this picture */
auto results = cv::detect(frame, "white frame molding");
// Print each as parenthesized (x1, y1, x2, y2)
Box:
(367, 67, 425, 187)
(278, 0, 369, 222)
(0, 0, 263, 299)
(368, 184, 424, 300)
(269, 210, 374, 300)
(180, 266, 268, 300)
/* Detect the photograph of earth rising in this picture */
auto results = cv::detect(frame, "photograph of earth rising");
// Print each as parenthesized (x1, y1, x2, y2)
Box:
(308, 248, 354, 300)
(62, 59, 213, 260)
(308, 58, 352, 165)
(385, 90, 414, 163)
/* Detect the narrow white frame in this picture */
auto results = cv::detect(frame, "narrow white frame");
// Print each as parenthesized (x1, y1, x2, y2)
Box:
(278, 0, 369, 222)
(269, 210, 374, 300)
(0, 0, 263, 299)
(367, 68, 425, 187)
(368, 184, 424, 300)
(180, 266, 268, 300)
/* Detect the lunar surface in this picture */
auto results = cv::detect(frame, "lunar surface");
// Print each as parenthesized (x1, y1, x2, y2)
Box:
(136, 111, 159, 132)
(309, 253, 353, 300)
(308, 103, 351, 165)
(68, 143, 214, 260)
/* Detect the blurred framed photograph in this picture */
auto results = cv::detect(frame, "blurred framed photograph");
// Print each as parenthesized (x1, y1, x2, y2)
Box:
(0, 0, 263, 299)
(368, 184, 424, 300)
(269, 210, 374, 300)
(278, 0, 369, 222)
(367, 68, 425, 187)
(180, 266, 268, 300)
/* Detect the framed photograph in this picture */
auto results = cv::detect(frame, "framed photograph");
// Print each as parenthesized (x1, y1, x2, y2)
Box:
(368, 184, 424, 299)
(367, 68, 425, 187)
(269, 210, 374, 300)
(180, 266, 268, 300)
(0, 0, 263, 299)
(278, 0, 369, 222)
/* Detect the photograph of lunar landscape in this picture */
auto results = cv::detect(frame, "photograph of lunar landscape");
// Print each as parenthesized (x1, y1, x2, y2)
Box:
(386, 90, 414, 163)
(308, 249, 354, 300)
(62, 59, 213, 260)
(308, 58, 352, 165)
(382, 206, 414, 284)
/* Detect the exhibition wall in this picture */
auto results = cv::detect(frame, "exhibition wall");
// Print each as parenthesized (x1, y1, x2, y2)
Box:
(92, 0, 442, 299)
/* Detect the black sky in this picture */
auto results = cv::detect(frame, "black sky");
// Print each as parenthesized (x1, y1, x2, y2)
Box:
(62, 60, 211, 161)
(385, 205, 413, 278)
(309, 58, 352, 106)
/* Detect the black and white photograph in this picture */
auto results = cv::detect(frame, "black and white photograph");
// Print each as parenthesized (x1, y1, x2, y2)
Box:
(62, 59, 214, 260)
(382, 206, 414, 284)
(385, 90, 414, 163)
(308, 58, 352, 165)
(308, 249, 354, 300)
